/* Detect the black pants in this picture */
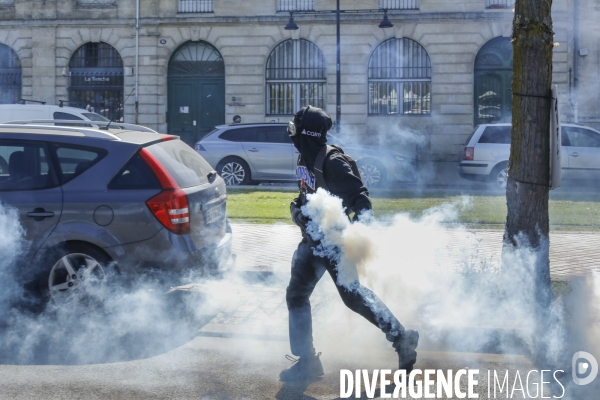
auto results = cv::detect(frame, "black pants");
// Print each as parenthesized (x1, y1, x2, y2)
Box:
(286, 236, 405, 357)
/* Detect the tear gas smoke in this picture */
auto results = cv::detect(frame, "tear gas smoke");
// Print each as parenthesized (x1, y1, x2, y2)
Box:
(302, 189, 599, 396)
(2, 192, 599, 397)
(0, 202, 277, 366)
(0, 203, 26, 318)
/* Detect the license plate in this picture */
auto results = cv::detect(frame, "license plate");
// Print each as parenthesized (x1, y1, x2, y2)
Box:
(204, 206, 223, 225)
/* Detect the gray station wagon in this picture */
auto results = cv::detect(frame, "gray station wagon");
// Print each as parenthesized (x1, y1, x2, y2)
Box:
(0, 122, 231, 307)
(195, 123, 417, 188)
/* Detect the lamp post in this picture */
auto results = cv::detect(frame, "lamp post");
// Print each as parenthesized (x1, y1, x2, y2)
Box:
(285, 6, 393, 134)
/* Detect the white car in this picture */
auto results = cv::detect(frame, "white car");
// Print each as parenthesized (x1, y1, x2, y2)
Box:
(0, 103, 109, 124)
(458, 123, 600, 189)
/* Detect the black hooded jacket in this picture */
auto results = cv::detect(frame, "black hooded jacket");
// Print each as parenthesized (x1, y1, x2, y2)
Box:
(290, 106, 372, 216)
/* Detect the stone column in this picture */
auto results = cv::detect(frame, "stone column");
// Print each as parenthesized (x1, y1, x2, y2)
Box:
(31, 28, 56, 104)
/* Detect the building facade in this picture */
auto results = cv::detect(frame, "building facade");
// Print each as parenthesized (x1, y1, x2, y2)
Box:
(0, 0, 597, 161)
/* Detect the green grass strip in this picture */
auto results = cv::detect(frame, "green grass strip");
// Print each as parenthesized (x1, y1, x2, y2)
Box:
(225, 188, 600, 231)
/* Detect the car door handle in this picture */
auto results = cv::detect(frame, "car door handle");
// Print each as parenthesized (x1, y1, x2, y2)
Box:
(27, 210, 55, 218)
(570, 152, 579, 157)
(248, 148, 259, 152)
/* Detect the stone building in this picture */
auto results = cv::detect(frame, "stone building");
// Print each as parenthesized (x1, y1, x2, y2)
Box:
(0, 0, 597, 161)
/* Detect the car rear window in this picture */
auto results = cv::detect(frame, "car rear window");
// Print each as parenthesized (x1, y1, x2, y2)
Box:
(145, 140, 214, 188)
(464, 126, 479, 146)
(108, 154, 161, 190)
(478, 126, 511, 144)
(52, 145, 106, 184)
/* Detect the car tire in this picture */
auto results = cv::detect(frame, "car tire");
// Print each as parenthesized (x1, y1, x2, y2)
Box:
(357, 159, 387, 189)
(216, 157, 251, 186)
(489, 162, 509, 190)
(36, 243, 113, 309)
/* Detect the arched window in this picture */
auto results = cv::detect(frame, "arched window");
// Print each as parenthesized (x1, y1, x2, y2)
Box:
(266, 39, 326, 115)
(474, 37, 513, 125)
(168, 41, 224, 77)
(368, 38, 431, 115)
(68, 42, 124, 121)
(0, 44, 21, 104)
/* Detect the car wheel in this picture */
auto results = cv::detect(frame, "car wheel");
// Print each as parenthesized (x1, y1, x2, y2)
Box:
(216, 157, 251, 186)
(358, 159, 386, 188)
(490, 162, 508, 190)
(43, 243, 112, 308)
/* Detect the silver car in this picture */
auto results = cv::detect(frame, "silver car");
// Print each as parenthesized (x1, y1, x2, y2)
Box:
(458, 122, 600, 189)
(0, 123, 231, 307)
(195, 123, 417, 188)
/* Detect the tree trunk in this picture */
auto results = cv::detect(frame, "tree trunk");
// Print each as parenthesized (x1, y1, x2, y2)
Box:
(503, 0, 555, 365)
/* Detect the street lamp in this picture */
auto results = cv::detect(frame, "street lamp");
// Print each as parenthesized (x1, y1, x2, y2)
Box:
(285, 3, 393, 133)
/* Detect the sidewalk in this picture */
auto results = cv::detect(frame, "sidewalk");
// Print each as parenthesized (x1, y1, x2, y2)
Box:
(230, 223, 600, 279)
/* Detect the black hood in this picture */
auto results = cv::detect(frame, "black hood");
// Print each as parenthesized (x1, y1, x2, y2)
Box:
(290, 105, 332, 172)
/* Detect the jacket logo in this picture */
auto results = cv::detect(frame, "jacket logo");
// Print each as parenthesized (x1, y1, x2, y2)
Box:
(296, 166, 315, 190)
(301, 129, 321, 138)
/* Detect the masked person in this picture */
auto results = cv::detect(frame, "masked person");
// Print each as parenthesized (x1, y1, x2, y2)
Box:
(280, 105, 419, 382)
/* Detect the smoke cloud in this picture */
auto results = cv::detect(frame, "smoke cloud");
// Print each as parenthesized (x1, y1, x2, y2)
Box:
(302, 188, 599, 397)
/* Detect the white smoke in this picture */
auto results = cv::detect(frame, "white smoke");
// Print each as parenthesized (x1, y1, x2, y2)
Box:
(0, 203, 27, 316)
(301, 189, 573, 370)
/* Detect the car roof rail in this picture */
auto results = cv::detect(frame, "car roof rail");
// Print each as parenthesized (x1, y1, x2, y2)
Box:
(3, 119, 158, 133)
(17, 99, 47, 105)
(1, 122, 120, 140)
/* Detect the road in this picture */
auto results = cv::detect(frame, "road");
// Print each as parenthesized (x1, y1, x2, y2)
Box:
(1, 223, 599, 399)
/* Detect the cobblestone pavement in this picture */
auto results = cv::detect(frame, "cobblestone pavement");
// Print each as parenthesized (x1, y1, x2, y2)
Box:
(231, 223, 600, 278)
(194, 223, 600, 349)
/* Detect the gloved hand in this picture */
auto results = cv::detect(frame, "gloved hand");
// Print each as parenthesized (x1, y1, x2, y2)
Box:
(352, 208, 374, 223)
(290, 201, 309, 231)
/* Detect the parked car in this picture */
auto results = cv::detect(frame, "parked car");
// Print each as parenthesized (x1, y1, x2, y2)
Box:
(459, 122, 600, 189)
(194, 123, 417, 188)
(0, 123, 231, 306)
(0, 103, 110, 125)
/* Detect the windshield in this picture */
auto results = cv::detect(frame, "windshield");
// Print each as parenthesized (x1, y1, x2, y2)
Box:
(82, 113, 110, 122)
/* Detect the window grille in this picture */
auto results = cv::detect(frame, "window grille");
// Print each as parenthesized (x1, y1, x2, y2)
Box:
(277, 0, 314, 11)
(368, 38, 431, 115)
(69, 42, 124, 69)
(266, 39, 326, 115)
(379, 0, 419, 10)
(486, 0, 514, 9)
(0, 43, 21, 104)
(178, 0, 213, 13)
(68, 43, 124, 121)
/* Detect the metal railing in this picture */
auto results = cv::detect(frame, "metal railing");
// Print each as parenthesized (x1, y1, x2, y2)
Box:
(178, 0, 213, 13)
(486, 0, 514, 9)
(380, 0, 419, 9)
(278, 0, 314, 12)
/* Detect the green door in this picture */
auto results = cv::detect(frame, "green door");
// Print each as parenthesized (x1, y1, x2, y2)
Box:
(168, 41, 225, 147)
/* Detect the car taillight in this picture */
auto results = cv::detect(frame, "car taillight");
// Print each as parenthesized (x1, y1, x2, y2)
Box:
(463, 147, 474, 161)
(139, 148, 190, 235)
(146, 188, 190, 234)
(195, 143, 206, 151)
